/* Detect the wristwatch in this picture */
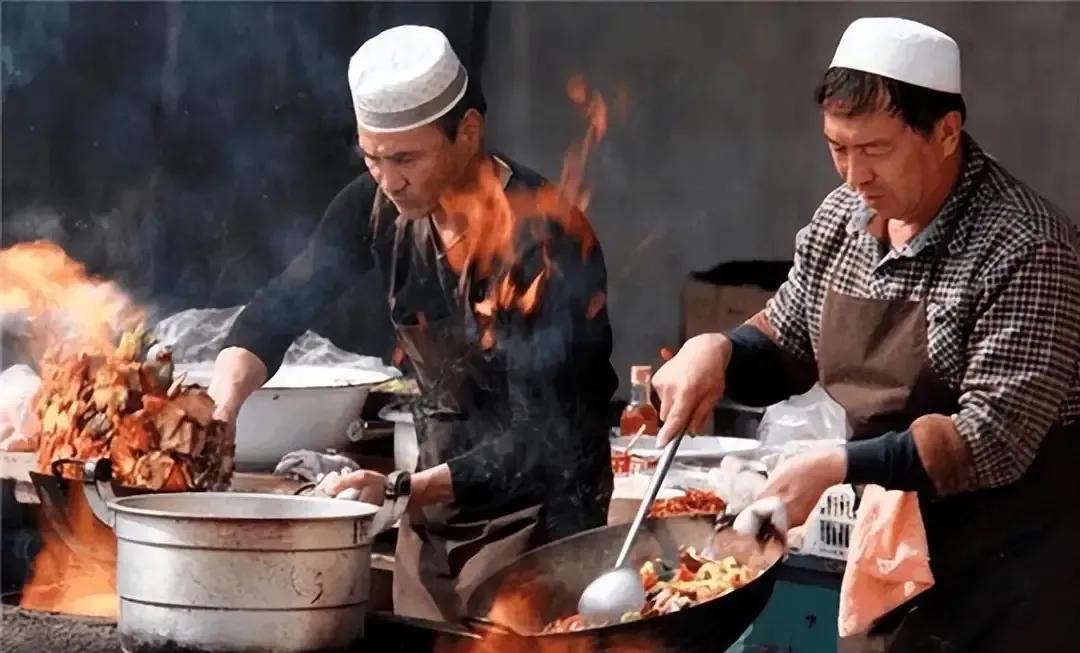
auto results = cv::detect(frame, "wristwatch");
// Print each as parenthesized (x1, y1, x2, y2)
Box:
(385, 470, 412, 502)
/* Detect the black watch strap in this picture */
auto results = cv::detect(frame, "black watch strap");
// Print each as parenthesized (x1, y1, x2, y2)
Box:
(385, 471, 411, 501)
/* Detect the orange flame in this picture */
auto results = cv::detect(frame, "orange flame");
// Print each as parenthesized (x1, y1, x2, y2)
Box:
(0, 240, 141, 358)
(434, 582, 655, 653)
(19, 484, 119, 619)
(431, 75, 618, 351)
(2, 242, 148, 617)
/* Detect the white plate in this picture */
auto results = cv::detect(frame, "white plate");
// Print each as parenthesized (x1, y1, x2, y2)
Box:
(610, 434, 760, 460)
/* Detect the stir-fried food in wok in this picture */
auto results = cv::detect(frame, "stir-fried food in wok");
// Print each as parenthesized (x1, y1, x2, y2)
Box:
(542, 547, 759, 633)
(649, 489, 727, 518)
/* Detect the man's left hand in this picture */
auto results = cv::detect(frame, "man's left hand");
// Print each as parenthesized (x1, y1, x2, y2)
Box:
(751, 446, 847, 532)
(323, 469, 387, 505)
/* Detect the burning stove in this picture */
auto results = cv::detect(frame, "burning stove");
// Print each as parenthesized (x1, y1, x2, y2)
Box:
(2, 600, 119, 653)
(0, 452, 406, 653)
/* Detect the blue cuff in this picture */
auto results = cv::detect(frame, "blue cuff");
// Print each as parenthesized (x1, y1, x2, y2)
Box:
(844, 429, 933, 492)
(725, 324, 806, 407)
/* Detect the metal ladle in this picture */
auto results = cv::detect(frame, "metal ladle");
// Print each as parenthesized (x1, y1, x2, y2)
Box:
(578, 432, 685, 625)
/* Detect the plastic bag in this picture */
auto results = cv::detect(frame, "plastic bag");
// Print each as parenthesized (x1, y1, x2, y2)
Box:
(0, 364, 42, 451)
(758, 383, 851, 446)
(755, 384, 850, 470)
(152, 306, 399, 376)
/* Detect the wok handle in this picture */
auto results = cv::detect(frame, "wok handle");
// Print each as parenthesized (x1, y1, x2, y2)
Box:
(79, 458, 118, 529)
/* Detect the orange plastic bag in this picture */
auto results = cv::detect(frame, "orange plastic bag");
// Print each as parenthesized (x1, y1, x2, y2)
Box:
(838, 485, 935, 637)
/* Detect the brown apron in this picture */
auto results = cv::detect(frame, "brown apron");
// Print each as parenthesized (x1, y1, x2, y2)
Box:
(817, 177, 1080, 652)
(381, 196, 544, 621)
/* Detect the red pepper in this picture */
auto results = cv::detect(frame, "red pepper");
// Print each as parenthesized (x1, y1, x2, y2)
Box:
(642, 572, 659, 590)
(677, 566, 696, 583)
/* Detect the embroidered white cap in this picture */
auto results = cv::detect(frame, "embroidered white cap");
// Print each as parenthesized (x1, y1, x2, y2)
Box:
(829, 17, 962, 94)
(348, 25, 469, 133)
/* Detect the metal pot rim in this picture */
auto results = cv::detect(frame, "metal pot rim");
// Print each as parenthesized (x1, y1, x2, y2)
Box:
(175, 362, 394, 391)
(106, 492, 381, 521)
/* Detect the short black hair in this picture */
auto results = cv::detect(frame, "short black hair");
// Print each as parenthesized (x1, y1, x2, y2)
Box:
(433, 74, 487, 140)
(814, 67, 966, 137)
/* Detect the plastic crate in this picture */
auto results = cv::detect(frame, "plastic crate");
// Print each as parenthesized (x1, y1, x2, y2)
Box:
(795, 484, 857, 561)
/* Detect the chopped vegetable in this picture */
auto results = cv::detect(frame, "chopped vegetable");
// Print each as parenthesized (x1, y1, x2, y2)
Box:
(541, 547, 760, 633)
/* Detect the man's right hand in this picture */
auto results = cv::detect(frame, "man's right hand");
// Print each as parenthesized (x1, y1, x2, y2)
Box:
(207, 347, 268, 447)
(653, 333, 733, 446)
(211, 403, 238, 444)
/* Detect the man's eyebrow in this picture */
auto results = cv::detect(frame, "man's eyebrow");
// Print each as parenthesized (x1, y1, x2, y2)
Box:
(359, 148, 421, 160)
(824, 135, 892, 148)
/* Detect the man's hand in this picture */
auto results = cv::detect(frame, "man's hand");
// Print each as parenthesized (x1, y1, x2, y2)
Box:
(653, 333, 733, 446)
(207, 347, 268, 446)
(747, 447, 847, 533)
(211, 403, 238, 447)
(323, 469, 386, 505)
(327, 463, 455, 510)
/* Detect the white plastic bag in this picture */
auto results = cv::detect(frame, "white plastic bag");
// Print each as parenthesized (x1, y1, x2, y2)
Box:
(152, 306, 399, 377)
(0, 364, 42, 451)
(756, 384, 850, 470)
(757, 384, 850, 445)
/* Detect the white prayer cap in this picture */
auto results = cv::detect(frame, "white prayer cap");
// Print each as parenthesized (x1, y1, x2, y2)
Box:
(829, 17, 962, 94)
(348, 25, 469, 133)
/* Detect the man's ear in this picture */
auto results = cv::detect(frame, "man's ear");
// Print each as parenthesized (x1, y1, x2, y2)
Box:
(455, 108, 484, 152)
(935, 110, 963, 158)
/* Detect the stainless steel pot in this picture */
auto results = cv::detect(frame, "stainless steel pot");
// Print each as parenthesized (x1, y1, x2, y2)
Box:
(78, 459, 405, 652)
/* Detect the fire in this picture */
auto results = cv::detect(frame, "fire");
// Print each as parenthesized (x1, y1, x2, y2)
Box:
(19, 484, 119, 619)
(437, 75, 617, 349)
(0, 240, 139, 358)
(434, 583, 654, 653)
(2, 240, 231, 617)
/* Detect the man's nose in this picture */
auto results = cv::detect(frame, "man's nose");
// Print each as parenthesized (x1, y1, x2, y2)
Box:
(845, 153, 874, 188)
(370, 163, 407, 195)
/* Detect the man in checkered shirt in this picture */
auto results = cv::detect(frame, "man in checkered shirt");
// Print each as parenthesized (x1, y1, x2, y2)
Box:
(655, 17, 1080, 652)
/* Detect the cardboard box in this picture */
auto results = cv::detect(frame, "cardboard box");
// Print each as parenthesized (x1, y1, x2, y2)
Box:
(680, 260, 792, 340)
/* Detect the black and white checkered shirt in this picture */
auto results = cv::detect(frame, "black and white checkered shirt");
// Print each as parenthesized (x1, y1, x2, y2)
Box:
(765, 134, 1080, 490)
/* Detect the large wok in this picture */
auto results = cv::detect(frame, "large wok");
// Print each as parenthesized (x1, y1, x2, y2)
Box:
(460, 515, 785, 653)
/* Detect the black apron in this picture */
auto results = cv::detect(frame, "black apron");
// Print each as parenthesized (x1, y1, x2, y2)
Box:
(379, 192, 545, 622)
(817, 173, 1080, 652)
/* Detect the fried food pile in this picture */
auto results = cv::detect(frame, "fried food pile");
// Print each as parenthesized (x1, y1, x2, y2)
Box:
(33, 328, 233, 491)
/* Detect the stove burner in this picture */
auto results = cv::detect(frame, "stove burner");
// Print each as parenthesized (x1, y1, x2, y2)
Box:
(0, 601, 724, 653)
(1, 602, 118, 653)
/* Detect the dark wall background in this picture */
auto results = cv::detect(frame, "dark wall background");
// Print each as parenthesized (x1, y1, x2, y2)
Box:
(4, 2, 1078, 395)
(1, 1, 490, 363)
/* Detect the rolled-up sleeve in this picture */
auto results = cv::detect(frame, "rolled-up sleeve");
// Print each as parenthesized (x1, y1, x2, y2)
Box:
(954, 241, 1080, 489)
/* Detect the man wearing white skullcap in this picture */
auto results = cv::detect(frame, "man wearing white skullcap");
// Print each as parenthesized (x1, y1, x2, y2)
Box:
(210, 25, 618, 620)
(655, 17, 1080, 650)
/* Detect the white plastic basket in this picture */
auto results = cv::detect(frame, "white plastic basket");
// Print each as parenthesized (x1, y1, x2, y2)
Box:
(795, 484, 857, 561)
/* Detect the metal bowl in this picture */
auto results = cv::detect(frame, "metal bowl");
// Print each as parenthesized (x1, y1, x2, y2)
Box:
(178, 363, 393, 470)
